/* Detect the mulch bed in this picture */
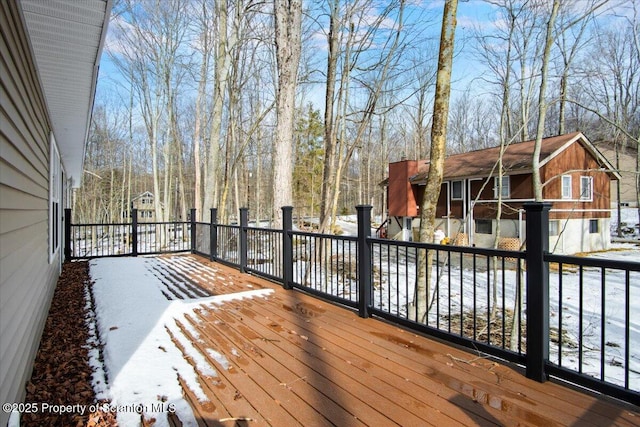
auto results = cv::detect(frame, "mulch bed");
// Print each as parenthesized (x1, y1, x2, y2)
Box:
(22, 261, 117, 427)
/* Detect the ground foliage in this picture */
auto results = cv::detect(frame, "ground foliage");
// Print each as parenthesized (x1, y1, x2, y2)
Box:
(22, 261, 117, 427)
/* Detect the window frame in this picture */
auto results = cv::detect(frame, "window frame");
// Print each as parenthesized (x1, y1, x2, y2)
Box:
(49, 135, 62, 263)
(475, 219, 493, 235)
(561, 175, 572, 199)
(580, 176, 593, 201)
(493, 175, 510, 199)
(451, 180, 463, 201)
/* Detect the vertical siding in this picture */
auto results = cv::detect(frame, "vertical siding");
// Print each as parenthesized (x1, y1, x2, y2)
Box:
(0, 1, 60, 425)
(388, 160, 420, 217)
(544, 142, 612, 218)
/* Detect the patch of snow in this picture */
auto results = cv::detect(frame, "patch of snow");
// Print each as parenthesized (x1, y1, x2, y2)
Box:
(89, 257, 273, 427)
(206, 348, 230, 371)
(610, 208, 640, 240)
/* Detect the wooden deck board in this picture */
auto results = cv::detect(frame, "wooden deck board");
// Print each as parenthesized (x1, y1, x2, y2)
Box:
(200, 297, 455, 427)
(168, 254, 639, 426)
(268, 293, 608, 427)
(235, 292, 518, 426)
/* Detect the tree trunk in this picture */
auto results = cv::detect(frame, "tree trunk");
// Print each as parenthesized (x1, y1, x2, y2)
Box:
(532, 0, 560, 201)
(204, 0, 235, 219)
(319, 0, 339, 232)
(414, 0, 458, 322)
(272, 0, 302, 227)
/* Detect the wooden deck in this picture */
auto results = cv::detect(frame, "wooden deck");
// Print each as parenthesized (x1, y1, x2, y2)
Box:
(167, 254, 639, 426)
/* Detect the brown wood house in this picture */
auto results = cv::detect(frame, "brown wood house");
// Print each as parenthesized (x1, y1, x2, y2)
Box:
(384, 132, 621, 254)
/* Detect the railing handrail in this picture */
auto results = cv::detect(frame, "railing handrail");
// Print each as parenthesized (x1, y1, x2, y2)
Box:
(290, 229, 359, 241)
(368, 235, 527, 259)
(546, 253, 640, 271)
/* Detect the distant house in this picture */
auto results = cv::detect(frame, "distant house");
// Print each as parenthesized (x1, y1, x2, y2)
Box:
(593, 141, 639, 209)
(0, 1, 110, 424)
(382, 132, 621, 254)
(131, 191, 157, 222)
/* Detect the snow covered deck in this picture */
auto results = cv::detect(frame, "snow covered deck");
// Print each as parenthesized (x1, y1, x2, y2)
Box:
(89, 254, 639, 426)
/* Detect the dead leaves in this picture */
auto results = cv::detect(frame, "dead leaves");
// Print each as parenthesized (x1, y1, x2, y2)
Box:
(21, 262, 111, 427)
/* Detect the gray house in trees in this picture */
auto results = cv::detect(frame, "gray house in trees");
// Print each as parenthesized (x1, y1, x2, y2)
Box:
(131, 191, 158, 222)
(0, 1, 110, 424)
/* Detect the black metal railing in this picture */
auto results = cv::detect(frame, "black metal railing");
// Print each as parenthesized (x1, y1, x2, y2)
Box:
(290, 229, 359, 309)
(64, 203, 639, 404)
(544, 253, 640, 403)
(64, 209, 190, 259)
(369, 239, 527, 364)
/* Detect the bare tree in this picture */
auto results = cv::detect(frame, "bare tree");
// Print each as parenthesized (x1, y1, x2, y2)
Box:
(272, 0, 302, 226)
(191, 0, 214, 221)
(554, 1, 601, 134)
(318, 0, 407, 231)
(532, 0, 560, 201)
(203, 0, 238, 219)
(577, 12, 640, 232)
(413, 0, 458, 321)
(318, 0, 340, 232)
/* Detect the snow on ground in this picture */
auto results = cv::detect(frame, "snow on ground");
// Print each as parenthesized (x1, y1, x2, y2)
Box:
(88, 257, 273, 427)
(610, 207, 640, 240)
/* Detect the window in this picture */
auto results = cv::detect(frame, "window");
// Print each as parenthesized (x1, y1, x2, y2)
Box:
(549, 220, 559, 236)
(580, 176, 593, 201)
(561, 175, 572, 199)
(451, 180, 463, 200)
(589, 219, 599, 234)
(49, 136, 61, 263)
(494, 176, 510, 198)
(476, 219, 493, 234)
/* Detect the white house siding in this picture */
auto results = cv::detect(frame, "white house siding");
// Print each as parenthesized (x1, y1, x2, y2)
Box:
(0, 2, 61, 424)
(470, 218, 610, 254)
(547, 218, 611, 254)
(387, 214, 609, 255)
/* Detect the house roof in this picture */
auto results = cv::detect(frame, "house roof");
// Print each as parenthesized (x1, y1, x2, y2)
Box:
(409, 132, 621, 184)
(132, 191, 154, 201)
(20, 0, 112, 187)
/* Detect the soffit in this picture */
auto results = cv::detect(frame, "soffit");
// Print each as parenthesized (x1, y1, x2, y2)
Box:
(21, 0, 111, 187)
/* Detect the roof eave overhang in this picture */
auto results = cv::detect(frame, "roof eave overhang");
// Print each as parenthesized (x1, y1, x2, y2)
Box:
(539, 132, 622, 181)
(20, 0, 112, 188)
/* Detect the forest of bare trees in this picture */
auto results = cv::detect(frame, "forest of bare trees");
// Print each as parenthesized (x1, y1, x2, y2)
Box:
(76, 0, 640, 230)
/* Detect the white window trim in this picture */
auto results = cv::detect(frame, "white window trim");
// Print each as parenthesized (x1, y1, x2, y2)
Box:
(49, 134, 62, 264)
(493, 176, 510, 199)
(451, 180, 464, 201)
(561, 175, 572, 199)
(580, 176, 593, 201)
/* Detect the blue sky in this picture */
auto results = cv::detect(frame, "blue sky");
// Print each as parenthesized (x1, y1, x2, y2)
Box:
(95, 0, 635, 115)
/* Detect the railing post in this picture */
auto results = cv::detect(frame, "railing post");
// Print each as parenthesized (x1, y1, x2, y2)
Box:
(132, 208, 138, 257)
(524, 201, 551, 382)
(282, 206, 293, 290)
(357, 205, 373, 318)
(239, 207, 248, 273)
(64, 208, 72, 262)
(190, 208, 197, 253)
(210, 208, 217, 262)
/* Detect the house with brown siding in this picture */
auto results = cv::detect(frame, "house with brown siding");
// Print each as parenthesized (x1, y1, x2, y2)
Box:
(0, 2, 110, 424)
(383, 132, 621, 254)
